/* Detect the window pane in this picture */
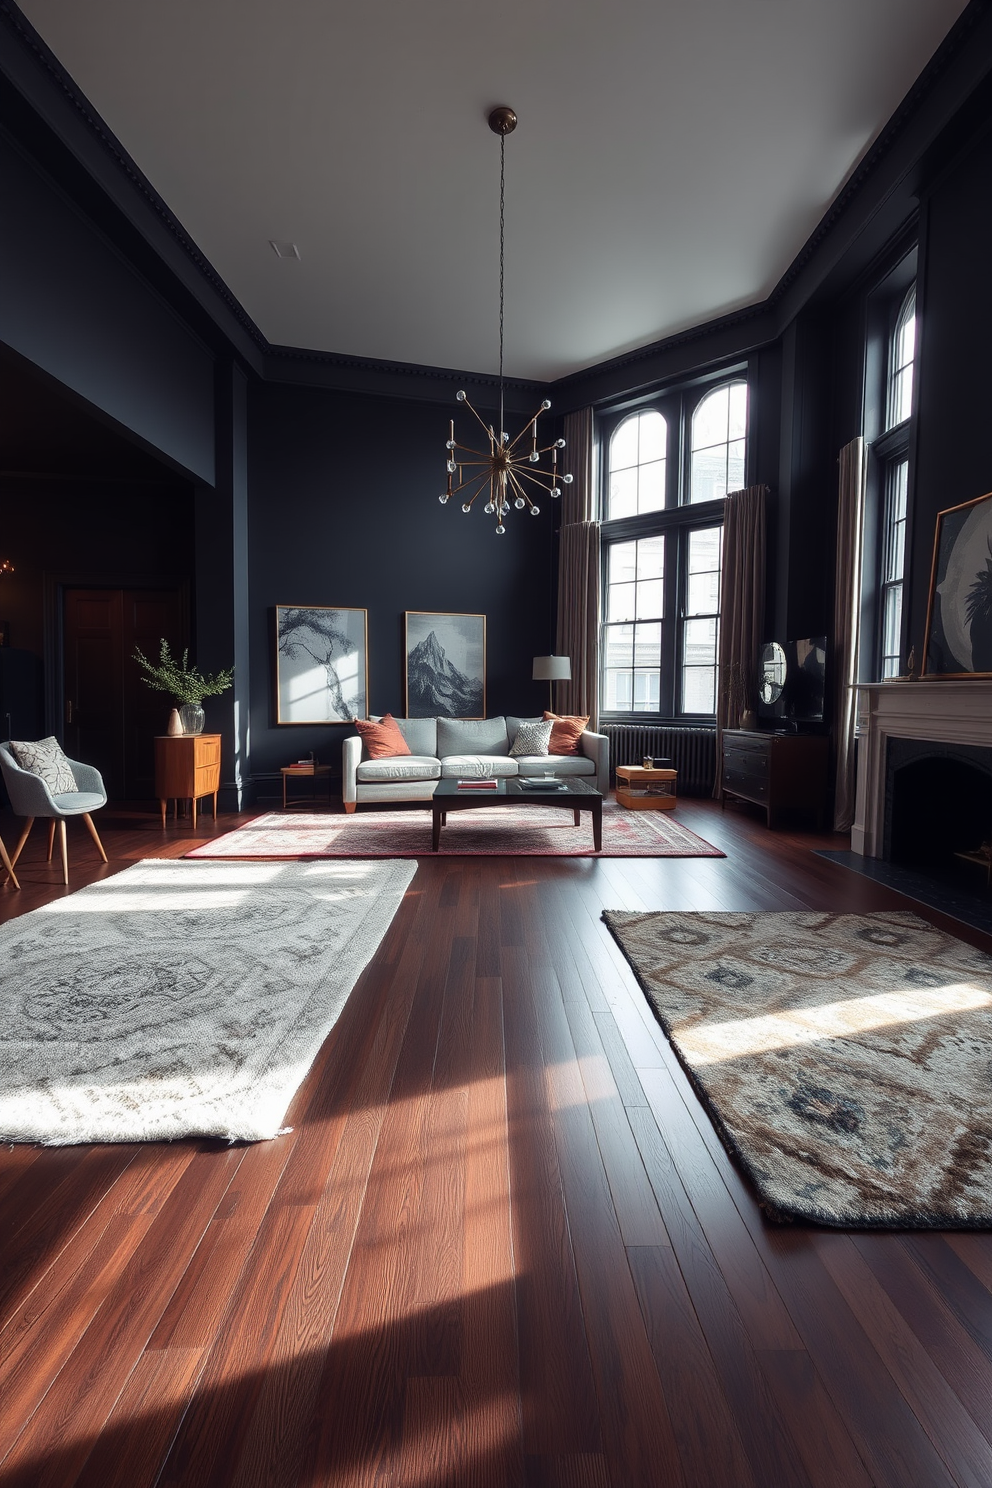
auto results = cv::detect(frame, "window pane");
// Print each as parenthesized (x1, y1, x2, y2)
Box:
(636, 579, 664, 619)
(608, 541, 637, 585)
(609, 467, 637, 519)
(682, 666, 716, 714)
(637, 458, 666, 514)
(882, 584, 903, 678)
(633, 672, 660, 709)
(633, 623, 661, 667)
(688, 525, 722, 573)
(638, 412, 667, 463)
(728, 382, 748, 440)
(683, 617, 718, 666)
(692, 386, 729, 449)
(607, 583, 636, 623)
(887, 287, 916, 429)
(726, 439, 745, 494)
(690, 446, 727, 504)
(609, 417, 638, 471)
(603, 624, 633, 669)
(636, 535, 665, 580)
(687, 570, 720, 615)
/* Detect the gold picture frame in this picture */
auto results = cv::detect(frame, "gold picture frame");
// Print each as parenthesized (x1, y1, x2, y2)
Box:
(922, 491, 992, 678)
(404, 611, 486, 718)
(275, 605, 369, 723)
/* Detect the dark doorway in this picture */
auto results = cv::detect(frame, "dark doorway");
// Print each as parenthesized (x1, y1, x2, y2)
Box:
(63, 587, 187, 801)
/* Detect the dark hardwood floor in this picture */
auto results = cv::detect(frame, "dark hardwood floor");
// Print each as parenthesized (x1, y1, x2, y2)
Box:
(1, 798, 991, 1487)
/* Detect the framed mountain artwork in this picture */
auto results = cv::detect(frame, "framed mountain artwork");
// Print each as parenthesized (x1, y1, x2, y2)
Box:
(404, 611, 486, 718)
(923, 491, 992, 678)
(275, 605, 368, 723)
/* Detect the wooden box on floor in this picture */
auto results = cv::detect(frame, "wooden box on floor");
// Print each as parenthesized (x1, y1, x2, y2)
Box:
(155, 733, 221, 828)
(615, 764, 678, 811)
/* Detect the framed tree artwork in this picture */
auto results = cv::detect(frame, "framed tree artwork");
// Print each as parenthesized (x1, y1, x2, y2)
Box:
(404, 611, 486, 718)
(275, 606, 368, 723)
(923, 491, 992, 678)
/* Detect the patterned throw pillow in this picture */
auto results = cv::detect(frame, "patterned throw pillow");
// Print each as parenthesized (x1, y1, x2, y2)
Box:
(9, 737, 77, 794)
(544, 712, 590, 756)
(509, 718, 553, 757)
(353, 714, 412, 760)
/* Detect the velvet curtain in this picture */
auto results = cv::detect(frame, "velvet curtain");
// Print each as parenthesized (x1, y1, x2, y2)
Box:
(555, 408, 601, 725)
(832, 437, 866, 831)
(714, 484, 767, 798)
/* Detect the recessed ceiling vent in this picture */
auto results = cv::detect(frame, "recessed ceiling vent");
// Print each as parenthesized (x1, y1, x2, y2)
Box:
(269, 240, 301, 260)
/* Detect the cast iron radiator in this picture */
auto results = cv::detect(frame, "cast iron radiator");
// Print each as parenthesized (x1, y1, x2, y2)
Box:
(601, 724, 717, 796)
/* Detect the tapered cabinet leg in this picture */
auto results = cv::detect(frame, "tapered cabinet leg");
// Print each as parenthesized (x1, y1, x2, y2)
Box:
(82, 813, 108, 863)
(58, 820, 69, 885)
(10, 818, 34, 867)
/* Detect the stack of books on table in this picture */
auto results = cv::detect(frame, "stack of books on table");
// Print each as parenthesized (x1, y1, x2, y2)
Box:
(456, 778, 498, 790)
(519, 776, 566, 791)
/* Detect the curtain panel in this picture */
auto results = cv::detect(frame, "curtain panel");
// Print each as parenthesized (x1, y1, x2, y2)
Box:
(833, 437, 866, 831)
(554, 408, 600, 724)
(714, 485, 767, 798)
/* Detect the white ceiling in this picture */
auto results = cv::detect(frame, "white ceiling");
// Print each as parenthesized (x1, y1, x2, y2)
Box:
(20, 0, 968, 381)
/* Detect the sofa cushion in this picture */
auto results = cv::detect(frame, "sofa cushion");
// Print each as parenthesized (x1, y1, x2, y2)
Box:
(513, 754, 595, 778)
(10, 737, 77, 794)
(509, 718, 553, 757)
(357, 755, 441, 782)
(437, 716, 509, 757)
(544, 712, 590, 756)
(354, 714, 411, 759)
(393, 717, 437, 755)
(505, 715, 542, 747)
(440, 755, 517, 779)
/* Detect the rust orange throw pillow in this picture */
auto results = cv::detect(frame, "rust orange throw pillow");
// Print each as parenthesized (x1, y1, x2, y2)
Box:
(544, 712, 589, 756)
(354, 713, 411, 759)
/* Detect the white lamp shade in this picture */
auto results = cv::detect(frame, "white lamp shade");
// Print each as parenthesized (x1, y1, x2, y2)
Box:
(532, 655, 571, 682)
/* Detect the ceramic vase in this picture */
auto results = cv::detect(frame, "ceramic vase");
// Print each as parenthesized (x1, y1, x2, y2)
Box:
(166, 707, 183, 737)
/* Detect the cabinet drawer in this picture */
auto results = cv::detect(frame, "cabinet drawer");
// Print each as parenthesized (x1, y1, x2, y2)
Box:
(194, 737, 221, 765)
(193, 764, 220, 795)
(723, 765, 768, 801)
(723, 746, 770, 780)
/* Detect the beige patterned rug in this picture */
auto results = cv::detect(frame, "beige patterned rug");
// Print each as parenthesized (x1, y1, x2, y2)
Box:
(603, 909, 992, 1228)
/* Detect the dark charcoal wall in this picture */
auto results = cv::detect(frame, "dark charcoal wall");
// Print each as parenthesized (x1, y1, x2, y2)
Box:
(247, 380, 557, 780)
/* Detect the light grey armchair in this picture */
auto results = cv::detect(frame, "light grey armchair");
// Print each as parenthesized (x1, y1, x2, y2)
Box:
(0, 742, 109, 885)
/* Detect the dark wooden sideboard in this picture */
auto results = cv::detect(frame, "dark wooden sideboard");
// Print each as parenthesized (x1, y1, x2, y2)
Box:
(721, 729, 828, 829)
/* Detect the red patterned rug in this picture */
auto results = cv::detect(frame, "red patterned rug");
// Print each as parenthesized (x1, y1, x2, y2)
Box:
(186, 803, 724, 859)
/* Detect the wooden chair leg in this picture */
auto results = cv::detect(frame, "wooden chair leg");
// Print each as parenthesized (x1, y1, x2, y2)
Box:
(0, 834, 19, 890)
(58, 820, 69, 885)
(82, 813, 108, 863)
(47, 819, 57, 861)
(10, 818, 34, 868)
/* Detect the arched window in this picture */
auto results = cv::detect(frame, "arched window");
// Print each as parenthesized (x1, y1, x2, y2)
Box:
(887, 286, 916, 429)
(607, 410, 667, 519)
(689, 381, 747, 504)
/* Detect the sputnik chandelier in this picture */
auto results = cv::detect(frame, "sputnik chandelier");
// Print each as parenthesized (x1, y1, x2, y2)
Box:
(439, 106, 571, 535)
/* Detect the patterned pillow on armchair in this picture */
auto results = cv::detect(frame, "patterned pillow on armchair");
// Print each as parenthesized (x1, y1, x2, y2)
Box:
(9, 737, 78, 794)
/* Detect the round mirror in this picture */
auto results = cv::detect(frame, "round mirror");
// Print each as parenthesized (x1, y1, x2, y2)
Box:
(759, 641, 787, 704)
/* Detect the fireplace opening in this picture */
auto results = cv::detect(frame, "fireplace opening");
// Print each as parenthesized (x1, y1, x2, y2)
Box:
(886, 744, 992, 884)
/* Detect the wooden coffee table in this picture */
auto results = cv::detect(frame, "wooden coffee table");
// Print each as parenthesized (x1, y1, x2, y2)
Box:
(431, 776, 603, 852)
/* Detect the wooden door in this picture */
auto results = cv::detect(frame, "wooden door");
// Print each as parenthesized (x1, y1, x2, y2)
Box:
(64, 587, 186, 801)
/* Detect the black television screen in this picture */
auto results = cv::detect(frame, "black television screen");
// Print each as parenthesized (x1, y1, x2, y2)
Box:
(758, 636, 826, 724)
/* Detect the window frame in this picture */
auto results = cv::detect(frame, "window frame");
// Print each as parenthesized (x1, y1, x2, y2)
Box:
(598, 369, 748, 723)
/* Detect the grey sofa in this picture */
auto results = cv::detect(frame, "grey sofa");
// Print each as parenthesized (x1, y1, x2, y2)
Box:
(342, 715, 609, 812)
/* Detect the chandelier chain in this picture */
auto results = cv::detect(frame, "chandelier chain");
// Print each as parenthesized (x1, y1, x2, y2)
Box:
(498, 131, 505, 435)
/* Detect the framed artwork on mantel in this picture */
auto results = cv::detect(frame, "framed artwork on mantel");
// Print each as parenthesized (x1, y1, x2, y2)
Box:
(275, 605, 368, 723)
(923, 491, 992, 678)
(404, 611, 486, 718)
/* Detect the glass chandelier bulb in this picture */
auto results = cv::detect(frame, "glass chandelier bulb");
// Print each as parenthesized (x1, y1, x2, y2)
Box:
(447, 460, 457, 473)
(456, 390, 467, 402)
(484, 501, 495, 514)
(529, 450, 540, 463)
(496, 524, 506, 535)
(501, 432, 509, 443)
(461, 503, 472, 513)
(563, 473, 574, 484)
(514, 496, 525, 510)
(439, 493, 449, 504)
(555, 438, 566, 449)
(541, 399, 551, 411)
(529, 504, 540, 516)
(551, 487, 561, 498)
(446, 439, 456, 450)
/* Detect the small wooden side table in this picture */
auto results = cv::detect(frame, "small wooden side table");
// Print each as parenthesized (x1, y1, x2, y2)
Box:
(155, 733, 221, 829)
(281, 763, 333, 810)
(615, 764, 678, 811)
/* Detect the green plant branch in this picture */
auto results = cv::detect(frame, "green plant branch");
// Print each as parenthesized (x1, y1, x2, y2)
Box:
(133, 640, 233, 707)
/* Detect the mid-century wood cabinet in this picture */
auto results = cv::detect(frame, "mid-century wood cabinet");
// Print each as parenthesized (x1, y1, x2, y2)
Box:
(154, 733, 221, 829)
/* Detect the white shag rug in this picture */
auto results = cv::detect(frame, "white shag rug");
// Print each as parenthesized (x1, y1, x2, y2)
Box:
(0, 857, 416, 1146)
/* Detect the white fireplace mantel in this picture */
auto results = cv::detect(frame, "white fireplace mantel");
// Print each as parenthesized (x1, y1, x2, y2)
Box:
(852, 679, 992, 856)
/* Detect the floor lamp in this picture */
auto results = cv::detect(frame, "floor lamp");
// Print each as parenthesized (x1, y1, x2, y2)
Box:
(532, 654, 571, 711)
